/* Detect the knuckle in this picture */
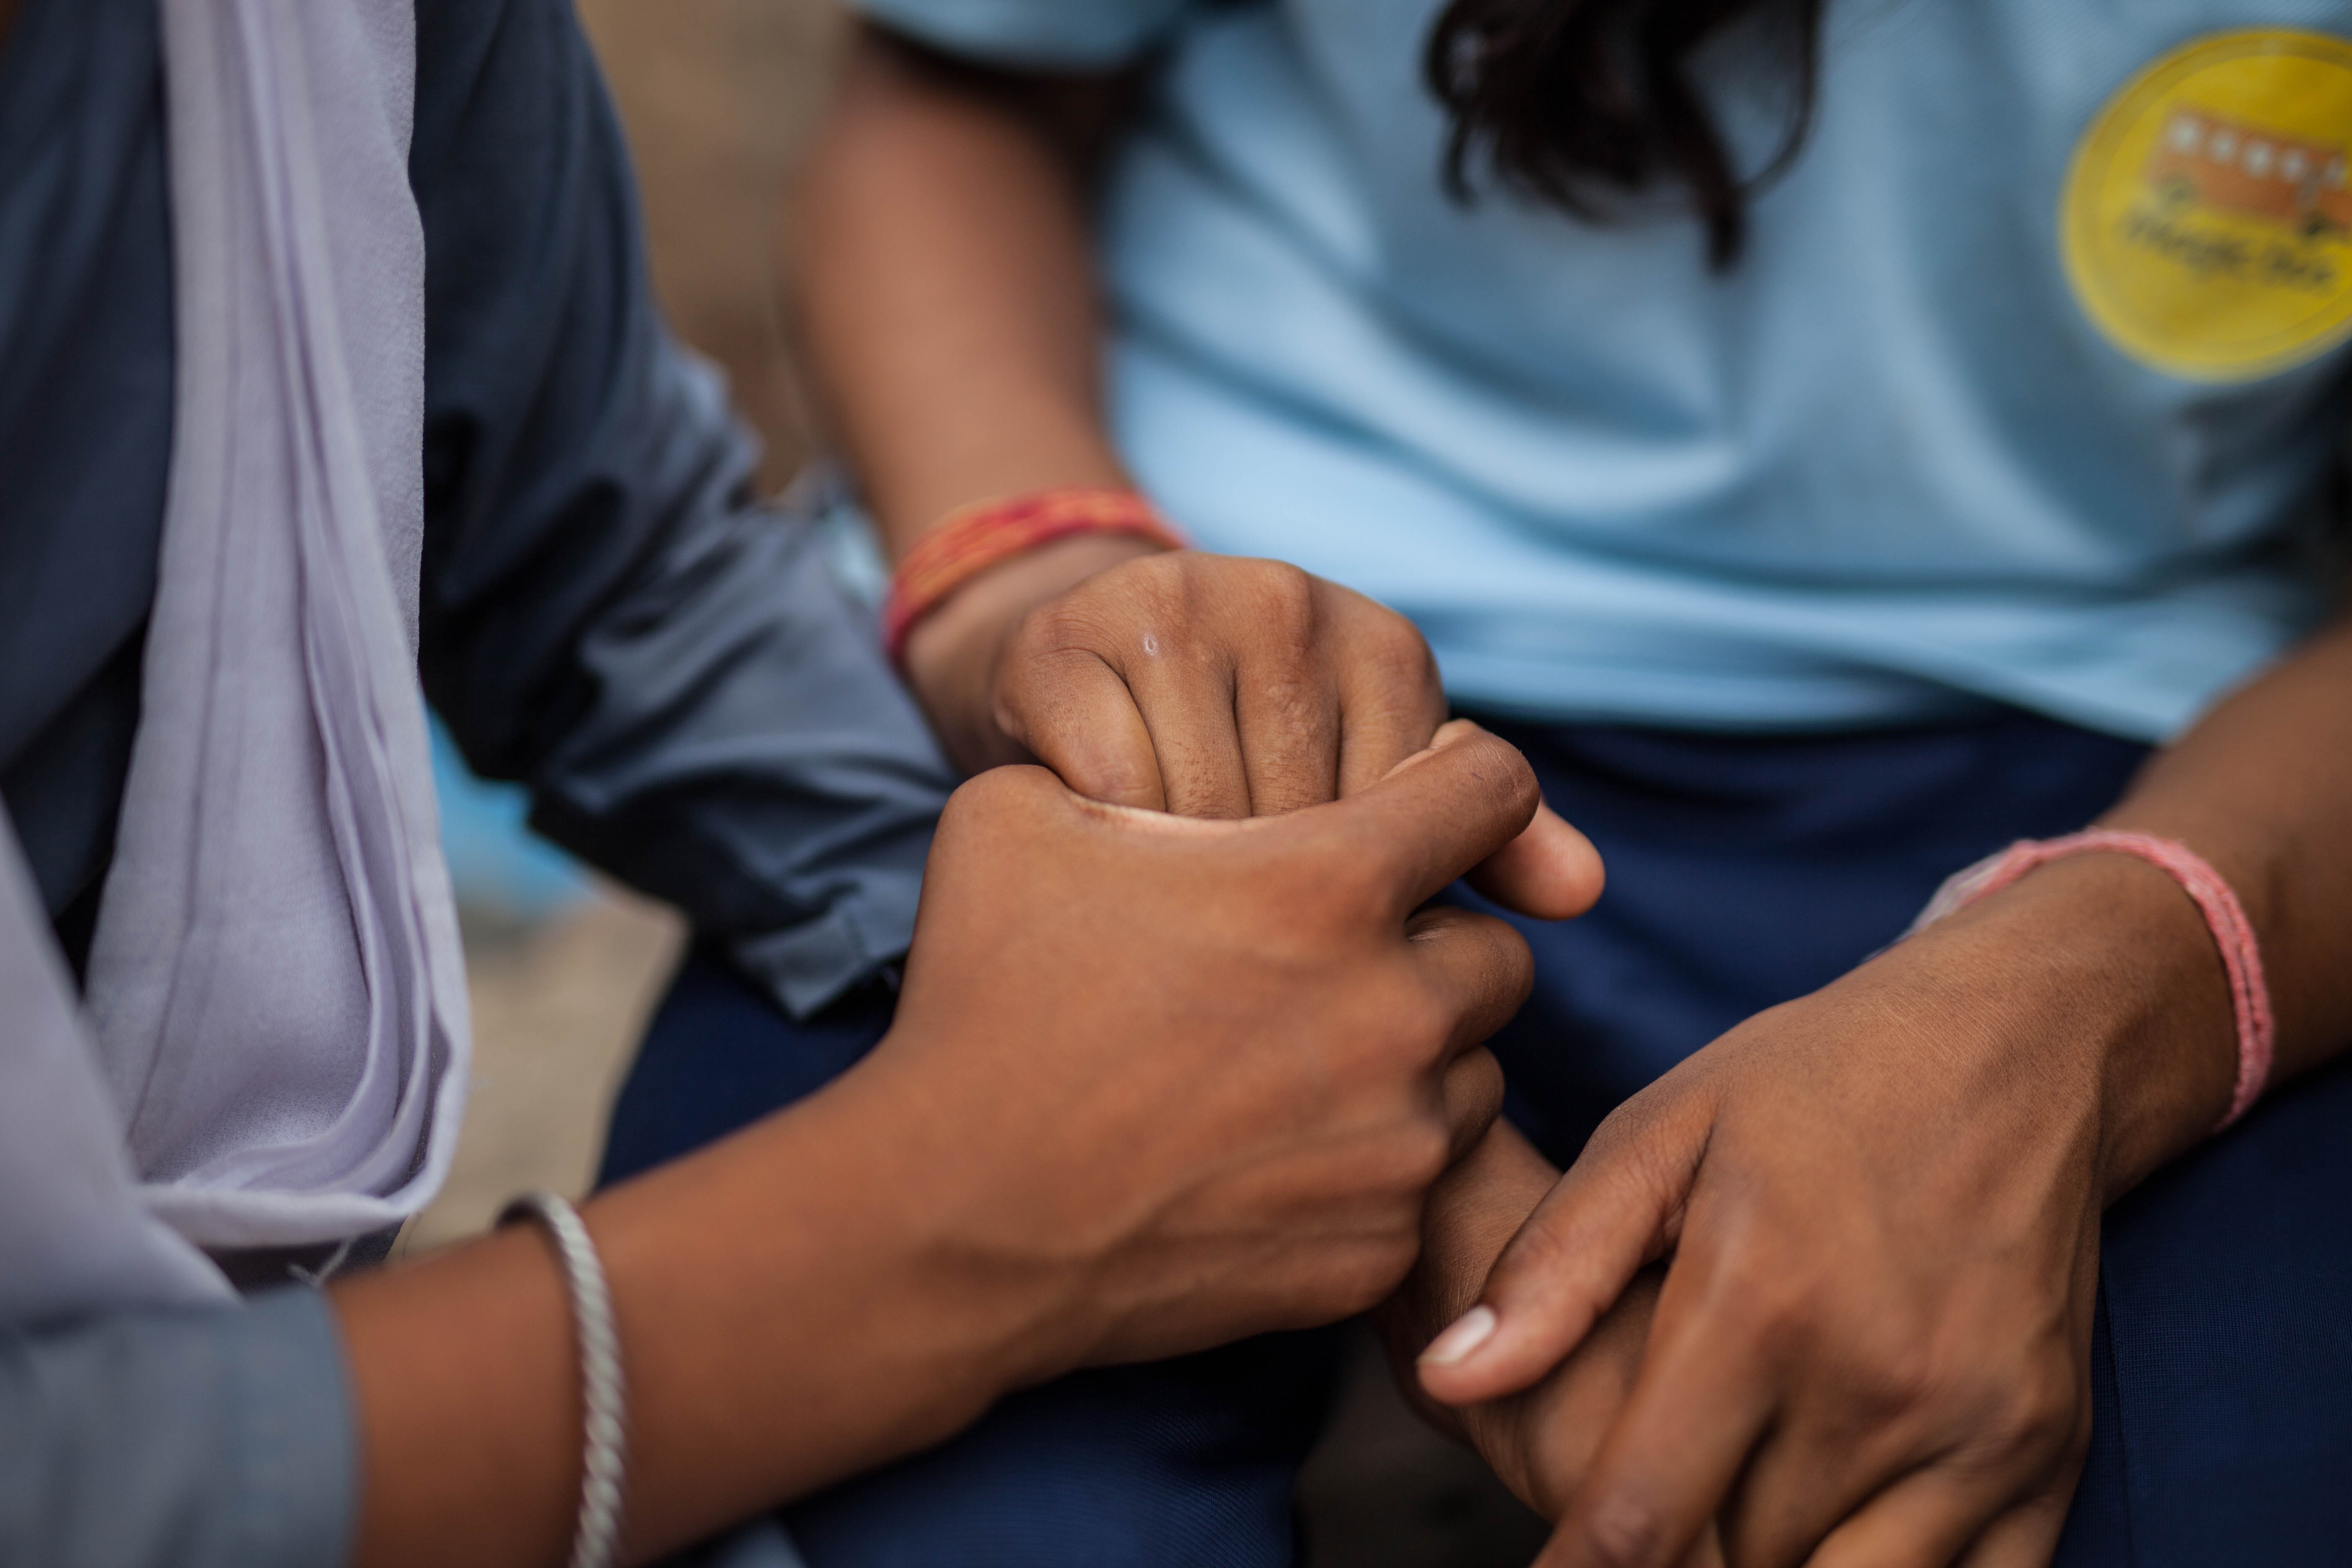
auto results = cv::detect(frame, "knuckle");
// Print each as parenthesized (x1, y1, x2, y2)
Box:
(1390, 1122, 1454, 1191)
(1712, 1252, 1816, 1358)
(939, 764, 1034, 828)
(1012, 598, 1112, 660)
(1934, 1354, 2081, 1476)
(1359, 606, 1441, 685)
(1579, 1497, 1674, 1568)
(1312, 1235, 1418, 1319)
(1449, 1047, 1507, 1124)
(1245, 560, 1320, 630)
(1385, 978, 1458, 1055)
(1068, 755, 1162, 806)
(1867, 1346, 1945, 1420)
(1120, 550, 1194, 611)
(1985, 1363, 2081, 1460)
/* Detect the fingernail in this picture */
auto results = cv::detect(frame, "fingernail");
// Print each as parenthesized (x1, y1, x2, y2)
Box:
(1419, 1305, 1498, 1368)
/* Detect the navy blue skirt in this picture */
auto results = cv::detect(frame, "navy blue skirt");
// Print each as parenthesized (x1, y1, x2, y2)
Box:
(603, 710, 2352, 1567)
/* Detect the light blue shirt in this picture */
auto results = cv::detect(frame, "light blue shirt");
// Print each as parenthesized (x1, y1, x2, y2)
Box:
(855, 0, 2352, 738)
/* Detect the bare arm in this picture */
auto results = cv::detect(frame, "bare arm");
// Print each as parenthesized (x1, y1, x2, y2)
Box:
(1412, 612, 2352, 1568)
(797, 31, 1574, 848)
(799, 31, 1178, 784)
(336, 723, 1546, 1568)
(800, 29, 1130, 559)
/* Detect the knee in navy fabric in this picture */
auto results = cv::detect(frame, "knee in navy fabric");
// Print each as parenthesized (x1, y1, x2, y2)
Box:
(2055, 1054, 2352, 1567)
(1453, 712, 2150, 1161)
(600, 945, 897, 1187)
(783, 1332, 1341, 1568)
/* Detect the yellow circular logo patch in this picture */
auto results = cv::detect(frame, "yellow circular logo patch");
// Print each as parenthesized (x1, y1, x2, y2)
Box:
(2063, 29, 2352, 381)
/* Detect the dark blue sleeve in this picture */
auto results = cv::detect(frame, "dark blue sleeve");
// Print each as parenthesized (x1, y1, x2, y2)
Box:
(0, 1287, 355, 1568)
(409, 0, 953, 1014)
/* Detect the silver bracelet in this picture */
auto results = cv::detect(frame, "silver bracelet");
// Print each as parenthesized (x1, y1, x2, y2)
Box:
(502, 1191, 628, 1568)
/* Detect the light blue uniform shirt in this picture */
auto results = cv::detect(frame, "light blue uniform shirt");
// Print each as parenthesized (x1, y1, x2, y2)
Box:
(856, 0, 2352, 738)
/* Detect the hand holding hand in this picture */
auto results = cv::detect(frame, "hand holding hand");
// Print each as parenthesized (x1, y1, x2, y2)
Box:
(1379, 1123, 1671, 1543)
(1416, 854, 2240, 1568)
(865, 720, 1598, 1372)
(901, 537, 1600, 913)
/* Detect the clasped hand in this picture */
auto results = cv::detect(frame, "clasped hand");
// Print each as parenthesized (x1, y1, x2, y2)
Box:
(1413, 857, 2233, 1568)
(902, 541, 2229, 1568)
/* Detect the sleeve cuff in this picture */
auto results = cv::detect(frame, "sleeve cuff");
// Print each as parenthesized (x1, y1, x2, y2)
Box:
(726, 869, 918, 1019)
(0, 1286, 356, 1568)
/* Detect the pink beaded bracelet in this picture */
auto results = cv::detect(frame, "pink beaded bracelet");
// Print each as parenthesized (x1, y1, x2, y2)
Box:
(1908, 830, 2275, 1130)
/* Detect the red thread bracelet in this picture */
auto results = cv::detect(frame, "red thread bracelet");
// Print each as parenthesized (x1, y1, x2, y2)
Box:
(882, 488, 1189, 667)
(1908, 830, 2275, 1130)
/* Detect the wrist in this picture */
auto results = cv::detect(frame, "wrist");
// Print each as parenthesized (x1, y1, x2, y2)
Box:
(573, 1063, 1073, 1544)
(798, 1037, 1111, 1385)
(1896, 851, 2238, 1200)
(901, 531, 1165, 771)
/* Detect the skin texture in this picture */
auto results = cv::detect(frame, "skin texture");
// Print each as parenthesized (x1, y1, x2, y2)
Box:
(798, 26, 2352, 1567)
(1421, 623, 2352, 1568)
(338, 722, 1571, 1567)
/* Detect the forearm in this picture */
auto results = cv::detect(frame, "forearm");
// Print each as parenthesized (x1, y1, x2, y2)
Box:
(2092, 611, 2352, 1077)
(799, 31, 1173, 766)
(1891, 611, 2352, 1202)
(337, 1060, 1068, 1568)
(799, 29, 1129, 557)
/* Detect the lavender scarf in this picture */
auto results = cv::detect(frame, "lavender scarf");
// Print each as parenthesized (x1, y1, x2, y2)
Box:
(0, 0, 468, 1321)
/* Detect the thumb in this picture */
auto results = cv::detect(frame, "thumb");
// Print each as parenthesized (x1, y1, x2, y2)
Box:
(1467, 799, 1605, 921)
(1416, 1094, 1708, 1406)
(1323, 720, 1544, 917)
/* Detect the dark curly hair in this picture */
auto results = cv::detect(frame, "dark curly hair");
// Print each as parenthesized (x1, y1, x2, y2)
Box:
(1425, 0, 1826, 267)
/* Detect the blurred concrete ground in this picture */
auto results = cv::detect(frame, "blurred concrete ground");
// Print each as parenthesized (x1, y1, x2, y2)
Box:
(410, 3, 1548, 1561)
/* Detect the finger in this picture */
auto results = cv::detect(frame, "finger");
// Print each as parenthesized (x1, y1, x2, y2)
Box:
(1118, 637, 1254, 819)
(1232, 642, 1343, 815)
(1467, 797, 1607, 921)
(1721, 1408, 1925, 1568)
(1801, 1470, 2054, 1568)
(1532, 1302, 1779, 1568)
(992, 644, 1176, 818)
(1474, 1263, 1667, 1519)
(1331, 603, 1447, 798)
(995, 647, 1168, 812)
(1438, 1045, 1508, 1162)
(1320, 720, 1542, 916)
(1950, 1490, 2072, 1568)
(1406, 905, 1535, 1059)
(1418, 1093, 1709, 1404)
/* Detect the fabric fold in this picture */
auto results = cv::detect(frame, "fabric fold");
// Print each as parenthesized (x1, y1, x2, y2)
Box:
(0, 0, 467, 1320)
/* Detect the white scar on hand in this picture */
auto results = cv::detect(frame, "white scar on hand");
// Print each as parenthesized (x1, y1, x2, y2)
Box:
(1142, 633, 1161, 656)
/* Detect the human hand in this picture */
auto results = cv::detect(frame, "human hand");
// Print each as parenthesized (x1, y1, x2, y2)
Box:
(898, 537, 1600, 916)
(1376, 1121, 1670, 1539)
(902, 537, 1441, 810)
(1416, 854, 2241, 1568)
(861, 720, 1595, 1373)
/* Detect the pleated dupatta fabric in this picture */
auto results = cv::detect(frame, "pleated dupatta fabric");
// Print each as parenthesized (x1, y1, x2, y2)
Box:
(0, 0, 469, 1322)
